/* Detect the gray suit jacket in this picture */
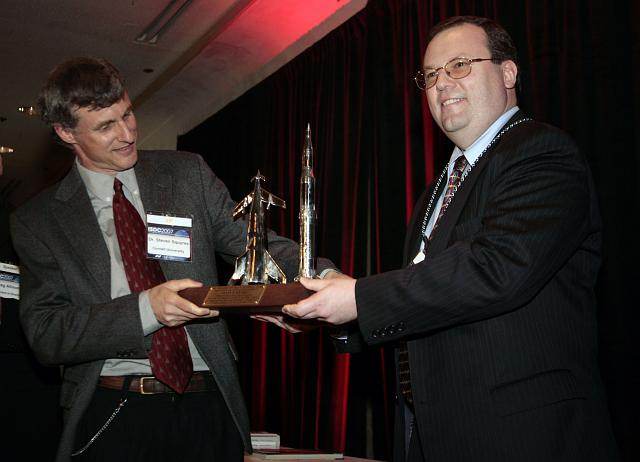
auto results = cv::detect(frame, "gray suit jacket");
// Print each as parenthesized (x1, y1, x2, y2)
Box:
(11, 150, 322, 461)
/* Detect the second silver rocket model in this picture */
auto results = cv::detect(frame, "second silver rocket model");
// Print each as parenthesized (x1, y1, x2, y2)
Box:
(296, 123, 317, 280)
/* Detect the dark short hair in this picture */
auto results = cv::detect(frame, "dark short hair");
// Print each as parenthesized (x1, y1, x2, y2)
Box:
(37, 57, 125, 128)
(427, 16, 520, 88)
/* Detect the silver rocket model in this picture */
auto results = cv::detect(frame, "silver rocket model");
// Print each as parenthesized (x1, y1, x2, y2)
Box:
(228, 171, 287, 285)
(295, 123, 317, 280)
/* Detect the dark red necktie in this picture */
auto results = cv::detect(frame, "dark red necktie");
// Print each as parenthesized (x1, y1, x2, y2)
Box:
(418, 154, 470, 256)
(398, 155, 468, 406)
(112, 178, 193, 393)
(431, 154, 469, 235)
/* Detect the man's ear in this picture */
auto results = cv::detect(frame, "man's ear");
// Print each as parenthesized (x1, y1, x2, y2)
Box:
(53, 123, 76, 145)
(502, 60, 518, 90)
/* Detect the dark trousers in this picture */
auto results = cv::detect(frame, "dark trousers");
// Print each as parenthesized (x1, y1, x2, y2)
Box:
(74, 385, 244, 461)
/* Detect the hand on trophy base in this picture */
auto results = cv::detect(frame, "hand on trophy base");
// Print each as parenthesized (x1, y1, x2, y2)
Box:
(249, 272, 349, 333)
(282, 275, 357, 325)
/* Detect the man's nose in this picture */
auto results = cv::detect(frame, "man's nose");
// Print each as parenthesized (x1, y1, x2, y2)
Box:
(117, 120, 135, 142)
(435, 70, 455, 91)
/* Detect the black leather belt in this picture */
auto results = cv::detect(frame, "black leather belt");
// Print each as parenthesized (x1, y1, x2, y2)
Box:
(98, 372, 216, 394)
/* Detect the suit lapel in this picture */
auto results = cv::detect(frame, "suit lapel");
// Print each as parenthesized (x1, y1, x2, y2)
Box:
(404, 180, 445, 265)
(53, 166, 111, 299)
(134, 152, 180, 279)
(426, 111, 529, 255)
(51, 153, 175, 300)
(135, 152, 174, 217)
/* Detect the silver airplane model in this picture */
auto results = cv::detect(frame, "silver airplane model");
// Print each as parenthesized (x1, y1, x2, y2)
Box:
(228, 171, 288, 285)
(295, 123, 317, 280)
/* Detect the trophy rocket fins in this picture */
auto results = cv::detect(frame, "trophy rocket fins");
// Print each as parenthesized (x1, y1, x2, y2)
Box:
(295, 123, 317, 280)
(228, 171, 287, 285)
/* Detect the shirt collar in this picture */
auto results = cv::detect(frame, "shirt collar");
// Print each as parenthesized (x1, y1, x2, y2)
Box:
(448, 106, 520, 172)
(76, 158, 139, 202)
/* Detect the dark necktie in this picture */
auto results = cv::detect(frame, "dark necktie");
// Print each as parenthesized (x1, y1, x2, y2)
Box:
(112, 178, 193, 393)
(398, 155, 468, 406)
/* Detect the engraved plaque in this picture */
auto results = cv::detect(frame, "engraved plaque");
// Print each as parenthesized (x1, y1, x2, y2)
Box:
(203, 286, 266, 307)
(179, 282, 312, 314)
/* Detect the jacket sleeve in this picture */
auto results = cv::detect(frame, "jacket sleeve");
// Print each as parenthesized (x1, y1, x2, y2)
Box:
(11, 212, 149, 366)
(356, 127, 596, 344)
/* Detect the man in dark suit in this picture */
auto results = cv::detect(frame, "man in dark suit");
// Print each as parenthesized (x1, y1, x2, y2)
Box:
(11, 57, 332, 462)
(284, 16, 618, 461)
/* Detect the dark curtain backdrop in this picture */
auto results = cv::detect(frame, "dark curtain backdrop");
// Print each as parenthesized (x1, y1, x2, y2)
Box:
(178, 1, 639, 460)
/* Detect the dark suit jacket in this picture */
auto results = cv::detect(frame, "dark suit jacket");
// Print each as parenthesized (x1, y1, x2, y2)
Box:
(11, 151, 329, 462)
(354, 113, 618, 461)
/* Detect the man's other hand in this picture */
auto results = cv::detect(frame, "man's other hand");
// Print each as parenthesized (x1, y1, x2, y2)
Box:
(282, 276, 357, 325)
(251, 315, 320, 333)
(148, 279, 219, 327)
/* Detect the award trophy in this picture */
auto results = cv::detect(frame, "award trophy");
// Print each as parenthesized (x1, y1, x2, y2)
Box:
(179, 124, 317, 313)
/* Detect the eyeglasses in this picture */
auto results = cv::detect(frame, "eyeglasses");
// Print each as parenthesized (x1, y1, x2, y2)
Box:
(414, 57, 497, 90)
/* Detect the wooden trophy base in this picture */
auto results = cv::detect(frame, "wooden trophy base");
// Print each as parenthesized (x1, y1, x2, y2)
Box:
(179, 282, 312, 314)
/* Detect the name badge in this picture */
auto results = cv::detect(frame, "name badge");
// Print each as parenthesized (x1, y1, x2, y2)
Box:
(0, 262, 20, 300)
(146, 212, 193, 262)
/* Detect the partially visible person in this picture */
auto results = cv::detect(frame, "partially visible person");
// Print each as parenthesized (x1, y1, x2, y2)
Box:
(0, 154, 61, 461)
(283, 16, 618, 462)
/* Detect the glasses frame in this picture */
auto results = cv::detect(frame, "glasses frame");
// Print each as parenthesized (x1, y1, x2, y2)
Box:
(414, 57, 498, 90)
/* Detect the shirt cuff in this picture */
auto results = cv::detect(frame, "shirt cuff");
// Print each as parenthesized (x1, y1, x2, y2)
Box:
(330, 333, 349, 342)
(139, 291, 163, 336)
(328, 327, 349, 342)
(318, 268, 342, 279)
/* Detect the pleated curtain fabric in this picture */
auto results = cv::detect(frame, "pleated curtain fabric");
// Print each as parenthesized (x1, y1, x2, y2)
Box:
(112, 178, 193, 393)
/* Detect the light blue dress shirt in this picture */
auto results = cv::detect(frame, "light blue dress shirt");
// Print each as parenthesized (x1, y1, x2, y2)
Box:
(413, 106, 519, 264)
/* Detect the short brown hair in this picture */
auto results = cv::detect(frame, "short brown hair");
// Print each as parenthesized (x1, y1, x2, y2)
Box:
(38, 57, 125, 129)
(427, 16, 520, 88)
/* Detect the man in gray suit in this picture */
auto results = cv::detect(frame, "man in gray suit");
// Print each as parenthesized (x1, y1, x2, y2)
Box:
(11, 57, 330, 462)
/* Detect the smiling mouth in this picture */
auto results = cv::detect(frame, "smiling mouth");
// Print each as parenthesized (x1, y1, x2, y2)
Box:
(441, 97, 465, 107)
(114, 143, 135, 153)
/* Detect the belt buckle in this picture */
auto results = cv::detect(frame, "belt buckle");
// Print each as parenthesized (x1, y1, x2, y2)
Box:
(139, 376, 155, 394)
